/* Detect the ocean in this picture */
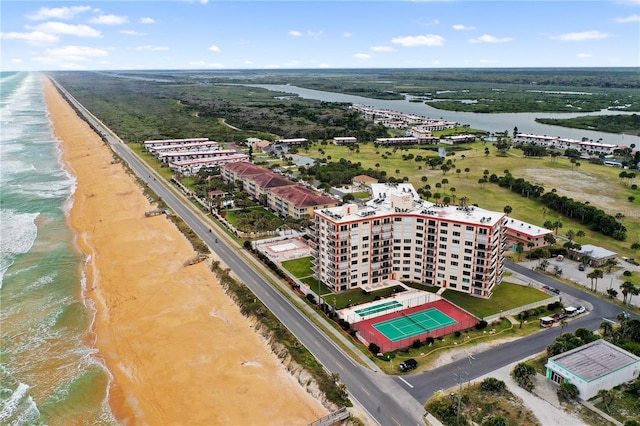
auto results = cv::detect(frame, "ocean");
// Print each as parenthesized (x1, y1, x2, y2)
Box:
(0, 72, 116, 425)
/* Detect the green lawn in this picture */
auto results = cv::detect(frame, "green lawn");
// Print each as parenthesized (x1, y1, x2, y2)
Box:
(353, 191, 370, 199)
(307, 140, 639, 259)
(224, 207, 283, 232)
(282, 256, 314, 278)
(442, 282, 551, 318)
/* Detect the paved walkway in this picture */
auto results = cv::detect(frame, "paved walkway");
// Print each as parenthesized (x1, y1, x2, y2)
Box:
(477, 362, 588, 426)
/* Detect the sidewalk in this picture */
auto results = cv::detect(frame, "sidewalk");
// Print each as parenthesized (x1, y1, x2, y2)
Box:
(477, 362, 588, 426)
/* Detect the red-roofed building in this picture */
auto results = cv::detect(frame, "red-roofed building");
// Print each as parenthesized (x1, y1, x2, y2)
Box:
(268, 186, 339, 219)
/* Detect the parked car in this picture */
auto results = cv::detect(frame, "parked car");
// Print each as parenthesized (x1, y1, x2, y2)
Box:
(564, 306, 578, 317)
(575, 306, 586, 314)
(552, 312, 567, 322)
(578, 264, 585, 271)
(399, 358, 418, 372)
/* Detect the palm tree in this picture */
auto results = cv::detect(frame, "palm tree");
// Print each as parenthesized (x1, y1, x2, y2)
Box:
(566, 230, 576, 242)
(600, 321, 613, 337)
(598, 389, 616, 413)
(576, 230, 585, 239)
(604, 258, 617, 273)
(559, 319, 568, 336)
(503, 205, 512, 216)
(553, 221, 563, 235)
(620, 281, 635, 304)
(441, 178, 448, 194)
(464, 167, 470, 177)
(631, 241, 640, 256)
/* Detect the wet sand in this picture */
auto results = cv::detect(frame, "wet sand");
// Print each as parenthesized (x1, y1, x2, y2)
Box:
(43, 76, 328, 425)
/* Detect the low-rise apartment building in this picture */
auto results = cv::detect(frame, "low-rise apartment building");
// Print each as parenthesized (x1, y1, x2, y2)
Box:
(220, 161, 339, 219)
(514, 134, 618, 155)
(312, 183, 507, 297)
(504, 218, 553, 251)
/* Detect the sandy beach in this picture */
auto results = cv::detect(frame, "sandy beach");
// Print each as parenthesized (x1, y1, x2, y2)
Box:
(43, 76, 328, 425)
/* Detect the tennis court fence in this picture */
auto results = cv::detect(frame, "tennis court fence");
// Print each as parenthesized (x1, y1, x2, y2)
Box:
(353, 316, 477, 353)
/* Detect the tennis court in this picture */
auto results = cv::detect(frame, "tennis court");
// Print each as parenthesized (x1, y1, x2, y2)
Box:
(354, 300, 403, 317)
(373, 308, 457, 342)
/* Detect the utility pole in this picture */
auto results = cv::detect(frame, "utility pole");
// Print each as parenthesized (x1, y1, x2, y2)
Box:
(467, 353, 475, 390)
(454, 368, 467, 425)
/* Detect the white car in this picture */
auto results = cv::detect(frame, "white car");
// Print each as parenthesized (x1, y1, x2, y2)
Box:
(575, 306, 586, 314)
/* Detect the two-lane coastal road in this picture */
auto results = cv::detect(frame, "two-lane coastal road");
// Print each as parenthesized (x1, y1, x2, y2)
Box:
(52, 77, 638, 424)
(50, 78, 427, 425)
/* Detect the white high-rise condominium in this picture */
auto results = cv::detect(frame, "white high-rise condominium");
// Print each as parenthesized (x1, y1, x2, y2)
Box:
(312, 183, 507, 298)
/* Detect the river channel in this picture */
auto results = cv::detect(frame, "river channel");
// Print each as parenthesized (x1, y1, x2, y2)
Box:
(247, 84, 639, 147)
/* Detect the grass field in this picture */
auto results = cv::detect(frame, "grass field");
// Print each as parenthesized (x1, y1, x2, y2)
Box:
(303, 140, 639, 259)
(442, 282, 551, 318)
(281, 256, 314, 278)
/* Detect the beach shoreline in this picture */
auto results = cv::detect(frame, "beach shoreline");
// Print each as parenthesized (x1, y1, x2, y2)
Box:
(42, 75, 328, 425)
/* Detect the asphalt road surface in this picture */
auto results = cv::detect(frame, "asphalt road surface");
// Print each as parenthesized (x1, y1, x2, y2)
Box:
(53, 77, 638, 424)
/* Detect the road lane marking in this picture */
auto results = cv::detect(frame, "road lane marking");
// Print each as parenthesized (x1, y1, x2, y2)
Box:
(398, 377, 414, 388)
(336, 361, 344, 370)
(360, 387, 370, 396)
(392, 417, 401, 426)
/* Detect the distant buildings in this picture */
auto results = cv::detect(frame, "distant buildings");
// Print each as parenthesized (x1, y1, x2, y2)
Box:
(568, 244, 618, 266)
(311, 183, 507, 296)
(514, 134, 618, 155)
(142, 138, 248, 175)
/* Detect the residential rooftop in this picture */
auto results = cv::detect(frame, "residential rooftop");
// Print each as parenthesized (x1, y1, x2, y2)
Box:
(318, 183, 504, 226)
(550, 339, 640, 382)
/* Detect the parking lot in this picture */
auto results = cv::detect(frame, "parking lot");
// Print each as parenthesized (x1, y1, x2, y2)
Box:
(519, 256, 638, 306)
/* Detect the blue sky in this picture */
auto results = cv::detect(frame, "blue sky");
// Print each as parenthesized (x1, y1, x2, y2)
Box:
(1, 1, 639, 71)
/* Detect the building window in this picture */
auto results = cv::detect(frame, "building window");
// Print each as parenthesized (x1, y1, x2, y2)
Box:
(466, 226, 474, 231)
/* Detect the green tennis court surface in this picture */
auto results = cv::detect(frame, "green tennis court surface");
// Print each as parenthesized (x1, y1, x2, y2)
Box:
(355, 300, 403, 317)
(373, 308, 457, 342)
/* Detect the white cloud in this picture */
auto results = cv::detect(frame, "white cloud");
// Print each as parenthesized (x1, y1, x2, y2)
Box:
(89, 14, 128, 25)
(0, 31, 59, 44)
(289, 30, 302, 37)
(208, 45, 221, 52)
(12, 59, 24, 64)
(140, 17, 155, 24)
(577, 53, 593, 58)
(479, 59, 498, 64)
(120, 30, 145, 36)
(343, 32, 353, 38)
(549, 30, 611, 41)
(307, 30, 323, 37)
(28, 22, 102, 38)
(244, 60, 253, 65)
(136, 45, 169, 51)
(452, 24, 475, 31)
(469, 34, 513, 43)
(318, 63, 331, 68)
(27, 6, 91, 21)
(614, 14, 640, 23)
(354, 53, 371, 59)
(39, 45, 108, 62)
(391, 34, 444, 47)
(371, 46, 395, 52)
